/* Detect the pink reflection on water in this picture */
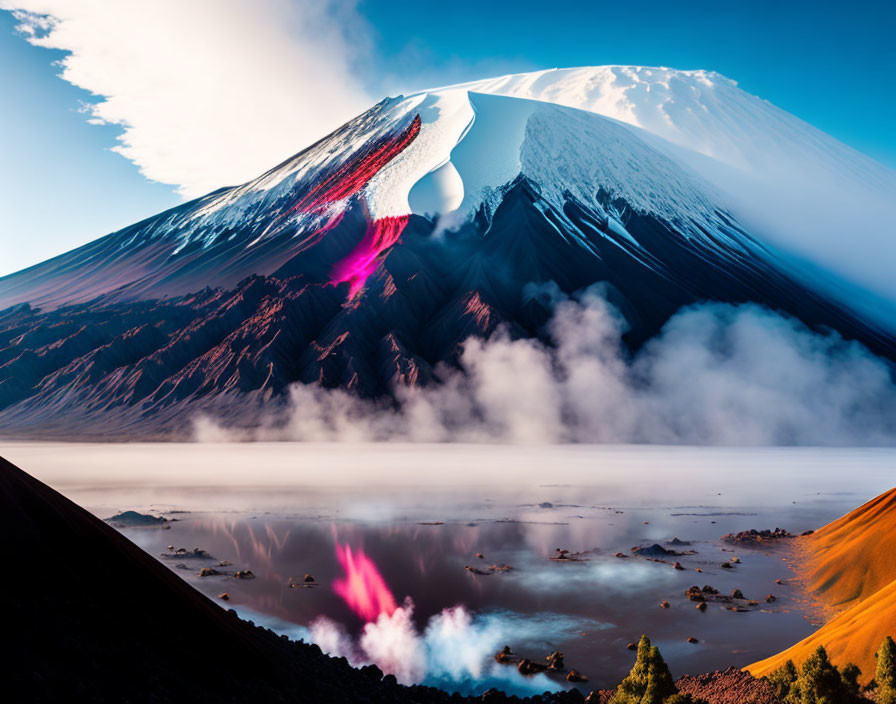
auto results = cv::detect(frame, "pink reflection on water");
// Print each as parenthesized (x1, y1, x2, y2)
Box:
(333, 543, 398, 622)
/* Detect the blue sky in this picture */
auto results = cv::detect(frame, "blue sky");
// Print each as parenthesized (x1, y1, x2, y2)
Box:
(1, 0, 894, 275)
(0, 9, 179, 274)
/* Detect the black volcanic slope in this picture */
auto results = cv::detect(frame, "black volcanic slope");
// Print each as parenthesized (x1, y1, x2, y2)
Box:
(0, 455, 598, 703)
(1, 181, 895, 438)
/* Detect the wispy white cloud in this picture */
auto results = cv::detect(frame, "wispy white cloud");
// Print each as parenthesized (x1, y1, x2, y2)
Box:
(2, 0, 374, 197)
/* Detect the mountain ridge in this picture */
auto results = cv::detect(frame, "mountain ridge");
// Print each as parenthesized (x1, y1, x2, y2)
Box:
(1, 69, 894, 436)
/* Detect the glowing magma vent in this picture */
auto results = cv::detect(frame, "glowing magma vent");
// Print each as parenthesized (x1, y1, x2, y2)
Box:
(333, 543, 398, 622)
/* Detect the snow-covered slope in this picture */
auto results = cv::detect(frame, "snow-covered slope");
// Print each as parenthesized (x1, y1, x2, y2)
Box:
(453, 66, 892, 186)
(5, 66, 893, 316)
(1, 66, 894, 435)
(452, 66, 896, 321)
(0, 84, 748, 307)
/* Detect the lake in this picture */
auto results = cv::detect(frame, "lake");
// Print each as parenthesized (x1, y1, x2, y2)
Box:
(5, 442, 894, 696)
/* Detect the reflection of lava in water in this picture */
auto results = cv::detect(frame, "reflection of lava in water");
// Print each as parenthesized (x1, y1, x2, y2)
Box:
(280, 115, 422, 296)
(333, 543, 398, 622)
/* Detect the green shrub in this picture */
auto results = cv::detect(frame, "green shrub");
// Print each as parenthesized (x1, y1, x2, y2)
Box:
(767, 659, 798, 700)
(610, 635, 702, 704)
(839, 662, 862, 700)
(778, 646, 864, 704)
(877, 636, 896, 704)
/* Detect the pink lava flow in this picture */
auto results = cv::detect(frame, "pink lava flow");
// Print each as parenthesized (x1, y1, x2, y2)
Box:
(279, 114, 421, 298)
(333, 543, 398, 623)
(330, 215, 410, 297)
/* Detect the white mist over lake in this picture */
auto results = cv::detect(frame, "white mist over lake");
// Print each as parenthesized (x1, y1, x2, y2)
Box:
(6, 442, 895, 513)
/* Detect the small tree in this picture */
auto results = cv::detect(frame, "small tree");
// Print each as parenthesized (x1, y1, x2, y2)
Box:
(610, 635, 677, 704)
(839, 663, 862, 701)
(788, 645, 863, 704)
(877, 636, 896, 704)
(767, 659, 798, 700)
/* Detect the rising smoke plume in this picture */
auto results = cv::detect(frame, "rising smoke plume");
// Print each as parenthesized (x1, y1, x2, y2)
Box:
(194, 288, 896, 446)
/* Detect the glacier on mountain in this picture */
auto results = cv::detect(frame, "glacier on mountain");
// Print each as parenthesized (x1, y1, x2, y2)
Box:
(450, 66, 896, 322)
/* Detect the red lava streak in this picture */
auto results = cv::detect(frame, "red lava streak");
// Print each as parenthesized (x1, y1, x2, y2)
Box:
(284, 115, 421, 218)
(333, 543, 398, 623)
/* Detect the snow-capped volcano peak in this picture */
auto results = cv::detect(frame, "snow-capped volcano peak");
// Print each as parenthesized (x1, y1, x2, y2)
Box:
(445, 65, 893, 185)
(1, 65, 894, 325)
(422, 65, 896, 324)
(2, 65, 895, 435)
(435, 66, 742, 162)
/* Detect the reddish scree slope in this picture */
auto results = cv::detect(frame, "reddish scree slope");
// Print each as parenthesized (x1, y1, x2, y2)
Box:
(748, 487, 896, 679)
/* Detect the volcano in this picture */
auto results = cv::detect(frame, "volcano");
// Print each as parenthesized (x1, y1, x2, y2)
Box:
(1, 66, 894, 436)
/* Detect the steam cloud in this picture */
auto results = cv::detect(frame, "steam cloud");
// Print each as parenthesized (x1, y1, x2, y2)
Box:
(194, 288, 896, 446)
(305, 540, 567, 694)
(306, 600, 576, 696)
(236, 600, 601, 696)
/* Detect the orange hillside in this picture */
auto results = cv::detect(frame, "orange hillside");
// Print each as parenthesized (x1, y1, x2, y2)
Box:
(748, 487, 896, 678)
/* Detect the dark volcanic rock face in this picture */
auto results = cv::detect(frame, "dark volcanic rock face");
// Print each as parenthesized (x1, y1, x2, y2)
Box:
(1, 178, 895, 437)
